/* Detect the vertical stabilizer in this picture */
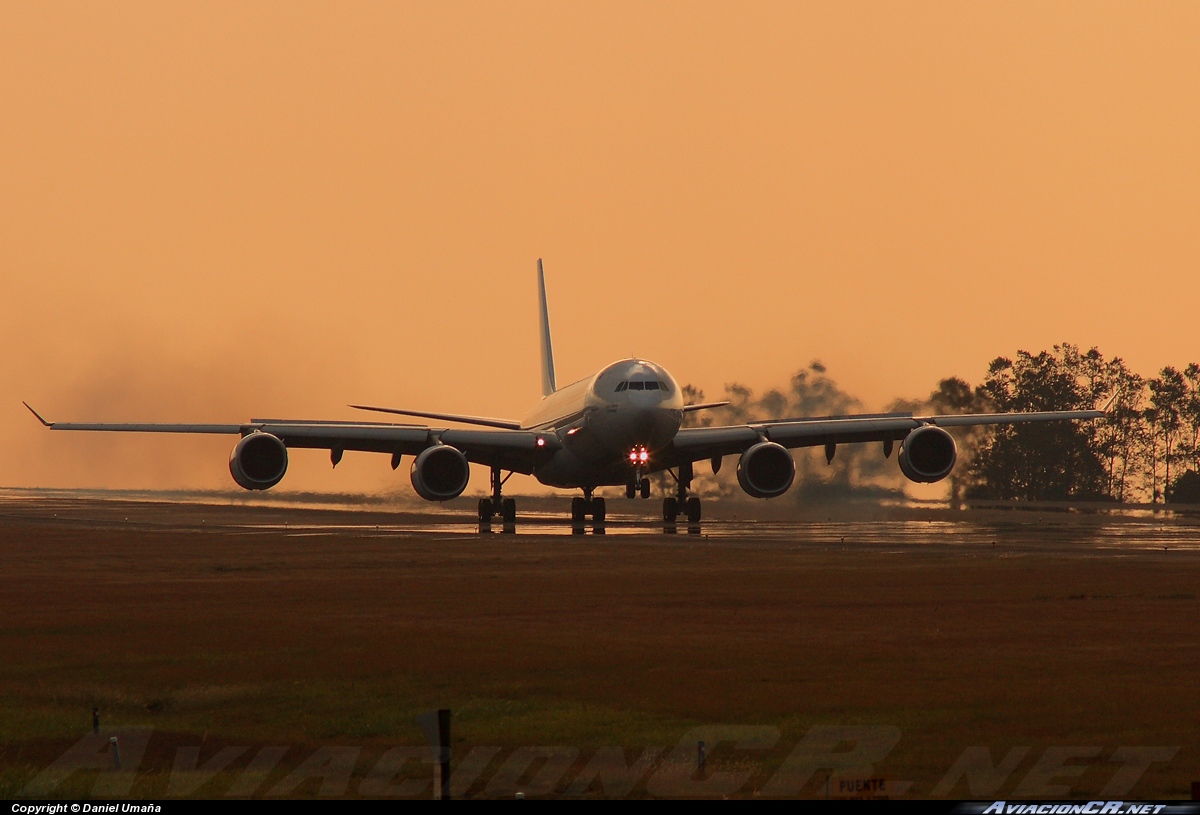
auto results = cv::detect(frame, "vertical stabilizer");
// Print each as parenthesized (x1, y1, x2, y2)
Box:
(537, 259, 557, 397)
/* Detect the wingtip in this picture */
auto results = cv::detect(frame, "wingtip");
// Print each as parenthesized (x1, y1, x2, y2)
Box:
(23, 401, 52, 427)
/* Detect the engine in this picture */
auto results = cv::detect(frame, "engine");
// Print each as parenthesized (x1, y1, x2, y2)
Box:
(736, 441, 796, 498)
(898, 425, 957, 483)
(410, 445, 471, 501)
(229, 432, 288, 490)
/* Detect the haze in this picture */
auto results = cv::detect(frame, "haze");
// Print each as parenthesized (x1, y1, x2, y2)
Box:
(3, 2, 1197, 493)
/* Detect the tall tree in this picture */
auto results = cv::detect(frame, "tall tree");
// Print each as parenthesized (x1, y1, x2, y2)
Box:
(1147, 367, 1187, 502)
(1182, 363, 1200, 475)
(968, 345, 1107, 500)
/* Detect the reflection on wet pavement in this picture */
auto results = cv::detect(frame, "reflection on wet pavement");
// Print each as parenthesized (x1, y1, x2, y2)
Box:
(4, 489, 1200, 553)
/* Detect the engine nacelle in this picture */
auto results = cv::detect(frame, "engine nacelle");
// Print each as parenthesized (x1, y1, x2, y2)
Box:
(898, 425, 957, 483)
(229, 432, 288, 490)
(410, 445, 470, 501)
(736, 441, 796, 498)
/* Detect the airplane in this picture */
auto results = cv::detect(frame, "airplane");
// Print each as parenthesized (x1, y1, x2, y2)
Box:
(25, 260, 1107, 527)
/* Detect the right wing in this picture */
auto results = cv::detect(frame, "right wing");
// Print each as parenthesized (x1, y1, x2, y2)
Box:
(662, 408, 1106, 465)
(24, 404, 559, 474)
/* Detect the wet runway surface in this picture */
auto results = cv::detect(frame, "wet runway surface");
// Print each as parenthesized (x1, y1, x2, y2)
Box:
(4, 488, 1200, 555)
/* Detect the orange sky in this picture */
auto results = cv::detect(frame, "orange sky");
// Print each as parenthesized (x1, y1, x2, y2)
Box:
(2, 2, 1198, 493)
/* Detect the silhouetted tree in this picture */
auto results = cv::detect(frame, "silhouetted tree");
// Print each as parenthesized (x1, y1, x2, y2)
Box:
(1183, 363, 1200, 474)
(1147, 367, 1187, 503)
(1092, 361, 1146, 502)
(1167, 469, 1200, 504)
(968, 345, 1107, 500)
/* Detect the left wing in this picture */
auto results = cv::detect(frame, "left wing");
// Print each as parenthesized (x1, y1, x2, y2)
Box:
(661, 408, 1105, 464)
(24, 403, 560, 473)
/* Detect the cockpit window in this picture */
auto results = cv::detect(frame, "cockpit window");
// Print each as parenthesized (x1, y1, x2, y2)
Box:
(617, 378, 669, 392)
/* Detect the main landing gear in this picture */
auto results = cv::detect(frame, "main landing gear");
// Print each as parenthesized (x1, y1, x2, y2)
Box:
(663, 461, 701, 532)
(478, 467, 516, 532)
(570, 488, 606, 534)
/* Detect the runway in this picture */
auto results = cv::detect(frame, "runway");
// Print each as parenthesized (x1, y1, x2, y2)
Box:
(3, 487, 1200, 554)
(2, 489, 1198, 798)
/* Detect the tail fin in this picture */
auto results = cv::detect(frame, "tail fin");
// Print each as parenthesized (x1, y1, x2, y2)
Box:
(537, 259, 557, 397)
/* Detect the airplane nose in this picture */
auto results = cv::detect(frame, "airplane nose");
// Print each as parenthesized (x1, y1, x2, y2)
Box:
(628, 405, 680, 448)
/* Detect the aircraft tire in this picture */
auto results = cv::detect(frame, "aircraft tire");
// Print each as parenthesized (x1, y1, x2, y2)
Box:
(591, 497, 606, 523)
(685, 496, 702, 523)
(640, 477, 651, 499)
(478, 498, 494, 523)
(571, 496, 587, 522)
(501, 498, 517, 522)
(663, 497, 678, 522)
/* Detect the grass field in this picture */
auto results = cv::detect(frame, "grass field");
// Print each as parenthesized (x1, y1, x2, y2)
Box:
(1, 496, 1198, 798)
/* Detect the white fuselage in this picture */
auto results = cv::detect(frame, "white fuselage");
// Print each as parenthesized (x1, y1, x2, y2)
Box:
(520, 359, 684, 488)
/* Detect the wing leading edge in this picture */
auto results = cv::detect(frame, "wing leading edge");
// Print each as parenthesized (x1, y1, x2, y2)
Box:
(666, 408, 1106, 462)
(23, 404, 560, 474)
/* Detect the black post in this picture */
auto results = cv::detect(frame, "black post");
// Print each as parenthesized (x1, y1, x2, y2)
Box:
(92, 707, 99, 735)
(697, 740, 706, 776)
(436, 709, 451, 800)
(416, 708, 452, 800)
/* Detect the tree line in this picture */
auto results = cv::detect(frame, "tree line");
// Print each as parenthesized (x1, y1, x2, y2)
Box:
(682, 344, 1200, 505)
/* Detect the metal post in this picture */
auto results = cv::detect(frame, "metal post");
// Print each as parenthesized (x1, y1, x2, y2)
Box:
(109, 737, 121, 770)
(416, 709, 452, 800)
(92, 707, 99, 735)
(697, 740, 705, 776)
(436, 709, 451, 800)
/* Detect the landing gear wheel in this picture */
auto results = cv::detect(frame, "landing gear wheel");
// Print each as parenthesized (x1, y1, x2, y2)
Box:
(571, 497, 587, 522)
(591, 497, 606, 523)
(640, 477, 651, 499)
(501, 498, 517, 523)
(685, 496, 702, 523)
(626, 481, 636, 499)
(478, 498, 494, 523)
(663, 496, 679, 522)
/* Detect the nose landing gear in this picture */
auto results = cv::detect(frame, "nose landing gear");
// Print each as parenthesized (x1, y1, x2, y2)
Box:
(624, 476, 651, 499)
(626, 446, 652, 500)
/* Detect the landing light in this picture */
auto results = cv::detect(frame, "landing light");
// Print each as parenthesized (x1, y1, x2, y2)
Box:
(536, 437, 546, 447)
